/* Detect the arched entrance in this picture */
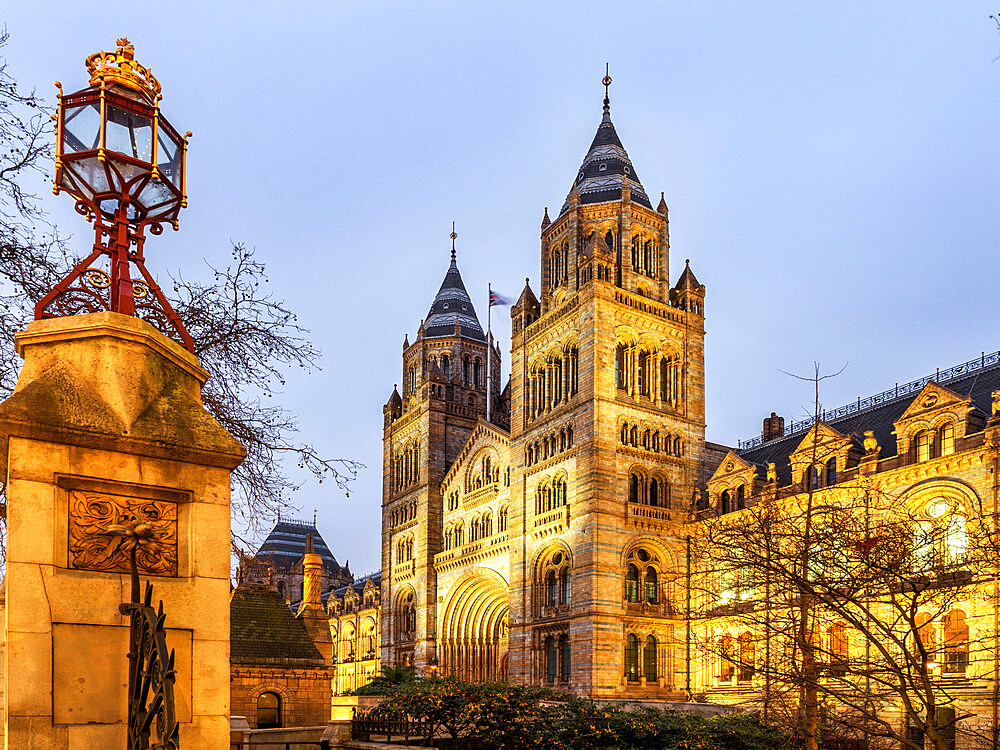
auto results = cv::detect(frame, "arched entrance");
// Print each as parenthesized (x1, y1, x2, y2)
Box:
(440, 572, 509, 681)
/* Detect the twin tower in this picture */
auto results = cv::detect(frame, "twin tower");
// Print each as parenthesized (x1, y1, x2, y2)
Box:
(381, 90, 708, 697)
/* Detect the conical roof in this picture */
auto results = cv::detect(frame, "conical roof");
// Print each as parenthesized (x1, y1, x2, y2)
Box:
(675, 259, 701, 290)
(559, 98, 652, 215)
(256, 520, 341, 574)
(423, 253, 485, 341)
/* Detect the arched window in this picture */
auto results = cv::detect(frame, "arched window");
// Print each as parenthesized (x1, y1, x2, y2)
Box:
(462, 356, 470, 386)
(915, 430, 931, 462)
(397, 591, 415, 640)
(615, 344, 627, 390)
(644, 567, 658, 604)
(719, 635, 735, 681)
(277, 580, 286, 599)
(629, 473, 641, 504)
(444, 526, 453, 550)
(545, 635, 557, 683)
(474, 358, 481, 388)
(482, 511, 493, 538)
(256, 692, 281, 729)
(638, 349, 650, 396)
(829, 622, 849, 677)
(643, 635, 658, 682)
(943, 609, 969, 674)
(826, 458, 837, 486)
(559, 634, 571, 682)
(736, 484, 745, 510)
(559, 567, 571, 606)
(648, 478, 659, 507)
(546, 570, 558, 606)
(625, 564, 640, 603)
(625, 634, 640, 681)
(738, 632, 755, 682)
(805, 464, 820, 491)
(441, 355, 450, 381)
(454, 522, 464, 546)
(940, 423, 955, 456)
(498, 506, 508, 533)
(720, 489, 731, 514)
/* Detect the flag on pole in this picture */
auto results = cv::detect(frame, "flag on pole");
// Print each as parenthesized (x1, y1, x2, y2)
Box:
(489, 289, 512, 307)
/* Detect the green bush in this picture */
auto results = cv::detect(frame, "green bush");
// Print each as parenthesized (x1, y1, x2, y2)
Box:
(366, 677, 792, 750)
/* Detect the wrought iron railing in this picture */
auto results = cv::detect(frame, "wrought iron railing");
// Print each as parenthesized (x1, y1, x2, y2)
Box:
(737, 350, 1000, 450)
(351, 706, 429, 744)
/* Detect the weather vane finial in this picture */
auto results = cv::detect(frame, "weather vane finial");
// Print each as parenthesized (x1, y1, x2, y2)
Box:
(602, 63, 612, 108)
(450, 221, 458, 261)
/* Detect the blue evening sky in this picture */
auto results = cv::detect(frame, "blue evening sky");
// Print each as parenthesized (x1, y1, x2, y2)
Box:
(5, 3, 999, 575)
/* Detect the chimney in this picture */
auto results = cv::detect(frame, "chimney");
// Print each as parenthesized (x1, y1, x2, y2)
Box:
(296, 532, 333, 664)
(762, 412, 785, 442)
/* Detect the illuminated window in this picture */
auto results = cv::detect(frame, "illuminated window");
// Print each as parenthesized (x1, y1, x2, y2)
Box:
(644, 567, 658, 604)
(943, 610, 969, 674)
(625, 564, 640, 603)
(738, 632, 755, 682)
(625, 634, 640, 681)
(940, 423, 955, 456)
(915, 430, 931, 462)
(256, 692, 281, 729)
(643, 635, 658, 682)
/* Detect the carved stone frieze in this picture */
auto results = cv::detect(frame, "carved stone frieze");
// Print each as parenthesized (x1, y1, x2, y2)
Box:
(68, 490, 178, 575)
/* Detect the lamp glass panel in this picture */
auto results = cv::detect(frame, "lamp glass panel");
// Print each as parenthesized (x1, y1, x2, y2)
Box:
(105, 105, 153, 163)
(63, 103, 102, 153)
(64, 156, 110, 198)
(136, 178, 175, 214)
(157, 131, 182, 187)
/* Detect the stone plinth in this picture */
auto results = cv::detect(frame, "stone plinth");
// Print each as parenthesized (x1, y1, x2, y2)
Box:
(1, 312, 245, 750)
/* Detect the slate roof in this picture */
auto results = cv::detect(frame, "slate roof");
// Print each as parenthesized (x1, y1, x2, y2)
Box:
(559, 97, 652, 215)
(333, 570, 382, 598)
(738, 357, 1000, 486)
(230, 585, 325, 667)
(423, 254, 485, 341)
(255, 520, 344, 575)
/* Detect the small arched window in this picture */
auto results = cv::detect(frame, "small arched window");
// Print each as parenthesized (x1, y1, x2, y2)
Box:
(719, 635, 735, 681)
(644, 567, 658, 604)
(915, 430, 931, 462)
(943, 515, 967, 567)
(615, 344, 627, 390)
(473, 358, 481, 388)
(720, 489, 731, 514)
(736, 484, 745, 510)
(738, 632, 755, 682)
(625, 634, 640, 681)
(943, 609, 969, 674)
(498, 506, 508, 533)
(826, 458, 837, 487)
(940, 423, 955, 456)
(256, 692, 281, 729)
(643, 635, 658, 682)
(648, 478, 659, 507)
(625, 564, 640, 603)
(559, 567, 571, 606)
(629, 473, 641, 504)
(546, 570, 558, 606)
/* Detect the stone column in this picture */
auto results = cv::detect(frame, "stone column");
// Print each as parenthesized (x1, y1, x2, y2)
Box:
(1, 312, 244, 750)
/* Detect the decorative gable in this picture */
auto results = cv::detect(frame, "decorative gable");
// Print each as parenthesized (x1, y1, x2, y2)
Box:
(707, 451, 760, 510)
(893, 381, 973, 457)
(787, 421, 852, 487)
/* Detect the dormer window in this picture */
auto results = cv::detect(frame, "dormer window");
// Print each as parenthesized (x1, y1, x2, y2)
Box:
(599, 163, 607, 172)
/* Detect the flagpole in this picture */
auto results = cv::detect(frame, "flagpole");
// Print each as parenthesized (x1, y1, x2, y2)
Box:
(486, 283, 492, 423)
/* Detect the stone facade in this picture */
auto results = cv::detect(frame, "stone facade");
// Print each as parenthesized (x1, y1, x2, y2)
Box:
(329, 573, 381, 696)
(376, 93, 1000, 744)
(0, 312, 244, 749)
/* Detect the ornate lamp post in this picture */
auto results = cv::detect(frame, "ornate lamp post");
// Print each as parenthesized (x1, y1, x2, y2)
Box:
(37, 38, 193, 351)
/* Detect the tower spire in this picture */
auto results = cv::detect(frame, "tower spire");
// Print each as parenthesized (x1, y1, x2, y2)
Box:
(602, 63, 612, 121)
(450, 222, 457, 262)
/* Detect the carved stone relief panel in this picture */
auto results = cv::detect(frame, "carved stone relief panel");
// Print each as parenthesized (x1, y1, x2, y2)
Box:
(67, 490, 178, 575)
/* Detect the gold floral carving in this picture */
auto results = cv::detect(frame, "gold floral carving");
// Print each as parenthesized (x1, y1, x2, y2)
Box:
(68, 491, 177, 575)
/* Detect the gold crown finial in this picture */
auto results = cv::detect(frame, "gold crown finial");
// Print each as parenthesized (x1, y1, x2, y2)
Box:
(86, 39, 161, 102)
